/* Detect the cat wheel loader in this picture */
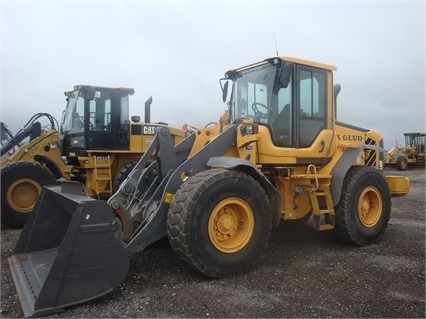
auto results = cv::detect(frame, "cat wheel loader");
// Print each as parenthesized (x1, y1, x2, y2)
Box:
(8, 56, 410, 317)
(1, 85, 185, 228)
(385, 132, 425, 170)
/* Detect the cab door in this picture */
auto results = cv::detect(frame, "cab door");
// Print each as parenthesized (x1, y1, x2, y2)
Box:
(266, 63, 334, 164)
(294, 65, 335, 163)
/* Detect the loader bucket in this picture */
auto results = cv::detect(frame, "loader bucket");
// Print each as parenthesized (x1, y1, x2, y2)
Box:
(7, 181, 129, 317)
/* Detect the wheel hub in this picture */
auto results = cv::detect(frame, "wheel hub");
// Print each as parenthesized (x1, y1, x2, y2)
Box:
(208, 198, 254, 253)
(216, 209, 237, 236)
(358, 186, 382, 227)
(7, 178, 41, 213)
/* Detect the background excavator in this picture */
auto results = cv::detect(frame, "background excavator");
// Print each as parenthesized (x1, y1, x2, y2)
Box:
(1, 85, 185, 228)
(8, 56, 410, 317)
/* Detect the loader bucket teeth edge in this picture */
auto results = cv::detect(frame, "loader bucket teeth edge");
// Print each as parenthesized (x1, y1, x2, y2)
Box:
(7, 181, 129, 317)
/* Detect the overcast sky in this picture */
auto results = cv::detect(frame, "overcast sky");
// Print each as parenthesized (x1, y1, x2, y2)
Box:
(1, 0, 424, 149)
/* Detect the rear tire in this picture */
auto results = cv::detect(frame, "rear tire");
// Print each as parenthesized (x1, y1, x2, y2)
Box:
(396, 155, 408, 171)
(1, 161, 57, 228)
(335, 166, 391, 246)
(167, 169, 272, 278)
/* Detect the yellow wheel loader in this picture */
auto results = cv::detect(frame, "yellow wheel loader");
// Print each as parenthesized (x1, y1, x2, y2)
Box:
(1, 85, 185, 228)
(8, 57, 410, 317)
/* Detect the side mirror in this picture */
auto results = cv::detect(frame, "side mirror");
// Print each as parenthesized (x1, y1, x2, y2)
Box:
(333, 83, 341, 118)
(333, 83, 341, 100)
(220, 79, 231, 103)
(279, 62, 293, 88)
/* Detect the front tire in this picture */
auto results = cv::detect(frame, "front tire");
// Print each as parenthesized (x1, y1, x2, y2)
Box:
(1, 161, 57, 228)
(167, 169, 272, 278)
(396, 155, 408, 171)
(335, 166, 391, 246)
(112, 161, 138, 193)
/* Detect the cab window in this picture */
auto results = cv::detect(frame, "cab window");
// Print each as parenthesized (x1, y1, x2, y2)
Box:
(298, 67, 327, 147)
(89, 91, 112, 131)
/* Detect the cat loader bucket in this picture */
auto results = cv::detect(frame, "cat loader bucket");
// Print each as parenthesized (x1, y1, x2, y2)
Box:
(7, 181, 129, 317)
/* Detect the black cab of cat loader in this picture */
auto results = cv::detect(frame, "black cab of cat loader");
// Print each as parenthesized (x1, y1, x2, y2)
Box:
(60, 85, 135, 155)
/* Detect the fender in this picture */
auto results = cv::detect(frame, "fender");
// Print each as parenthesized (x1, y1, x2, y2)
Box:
(34, 154, 63, 179)
(207, 157, 281, 228)
(330, 144, 385, 205)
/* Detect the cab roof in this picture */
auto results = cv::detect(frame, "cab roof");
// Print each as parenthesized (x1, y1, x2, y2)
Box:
(228, 56, 337, 73)
(64, 85, 135, 96)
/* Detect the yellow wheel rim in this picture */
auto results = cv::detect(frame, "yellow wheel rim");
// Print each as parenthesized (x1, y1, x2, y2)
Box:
(358, 186, 382, 227)
(208, 197, 254, 253)
(7, 178, 42, 213)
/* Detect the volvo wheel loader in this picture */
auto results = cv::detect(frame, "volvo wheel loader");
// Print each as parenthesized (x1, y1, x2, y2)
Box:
(8, 56, 410, 317)
(1, 85, 185, 228)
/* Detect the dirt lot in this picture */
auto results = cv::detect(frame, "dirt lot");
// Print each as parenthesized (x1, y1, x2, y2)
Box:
(1, 167, 424, 318)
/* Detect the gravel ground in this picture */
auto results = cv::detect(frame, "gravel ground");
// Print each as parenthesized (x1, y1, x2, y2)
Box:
(1, 167, 424, 318)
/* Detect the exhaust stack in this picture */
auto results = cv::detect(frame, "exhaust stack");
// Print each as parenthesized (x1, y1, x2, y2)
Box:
(145, 96, 153, 123)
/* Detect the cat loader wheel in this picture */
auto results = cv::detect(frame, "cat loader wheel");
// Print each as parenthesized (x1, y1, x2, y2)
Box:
(1, 161, 57, 228)
(113, 161, 154, 193)
(396, 155, 408, 171)
(112, 161, 138, 193)
(335, 166, 391, 246)
(167, 169, 272, 278)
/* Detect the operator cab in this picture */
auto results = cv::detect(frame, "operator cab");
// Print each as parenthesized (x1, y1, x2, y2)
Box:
(222, 57, 335, 148)
(60, 85, 134, 156)
(404, 132, 425, 151)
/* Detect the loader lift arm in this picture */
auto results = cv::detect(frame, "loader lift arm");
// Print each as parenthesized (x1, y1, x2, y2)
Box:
(1, 122, 42, 156)
(0, 122, 14, 149)
(108, 125, 239, 253)
(0, 113, 58, 156)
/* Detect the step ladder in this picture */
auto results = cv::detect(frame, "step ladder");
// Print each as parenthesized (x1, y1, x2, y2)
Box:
(94, 155, 112, 196)
(309, 187, 335, 231)
(294, 164, 335, 231)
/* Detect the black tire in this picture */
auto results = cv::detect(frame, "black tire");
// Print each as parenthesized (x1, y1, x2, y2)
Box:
(1, 161, 57, 228)
(167, 169, 272, 278)
(335, 166, 391, 246)
(112, 161, 139, 193)
(113, 161, 155, 193)
(396, 155, 408, 171)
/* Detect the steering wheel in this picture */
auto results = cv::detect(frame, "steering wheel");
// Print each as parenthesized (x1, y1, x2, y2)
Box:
(251, 102, 270, 118)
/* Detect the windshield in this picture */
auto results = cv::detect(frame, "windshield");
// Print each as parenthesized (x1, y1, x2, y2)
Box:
(229, 63, 279, 124)
(405, 133, 425, 148)
(61, 90, 85, 134)
(61, 88, 130, 134)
